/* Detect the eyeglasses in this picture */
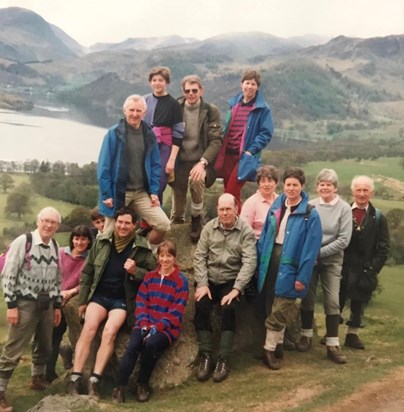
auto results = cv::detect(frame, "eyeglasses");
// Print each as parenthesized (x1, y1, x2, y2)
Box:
(41, 218, 59, 226)
(184, 88, 199, 95)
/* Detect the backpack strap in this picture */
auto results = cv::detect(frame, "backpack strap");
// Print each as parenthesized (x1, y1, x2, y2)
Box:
(24, 232, 33, 271)
(305, 204, 315, 221)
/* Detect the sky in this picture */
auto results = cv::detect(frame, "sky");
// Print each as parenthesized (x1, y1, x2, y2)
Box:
(1, 0, 404, 47)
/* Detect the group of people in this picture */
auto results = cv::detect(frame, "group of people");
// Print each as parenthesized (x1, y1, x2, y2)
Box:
(0, 65, 390, 411)
(98, 67, 273, 247)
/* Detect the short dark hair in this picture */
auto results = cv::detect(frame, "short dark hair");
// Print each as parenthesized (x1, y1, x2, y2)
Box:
(115, 207, 137, 224)
(282, 167, 306, 185)
(148, 66, 171, 84)
(90, 206, 104, 221)
(241, 69, 261, 87)
(256, 165, 279, 184)
(69, 225, 93, 251)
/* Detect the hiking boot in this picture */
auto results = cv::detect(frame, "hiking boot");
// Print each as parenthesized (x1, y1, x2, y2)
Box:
(190, 215, 202, 243)
(88, 380, 101, 401)
(263, 350, 281, 370)
(295, 336, 312, 352)
(344, 333, 365, 349)
(0, 391, 12, 412)
(136, 383, 151, 402)
(196, 353, 213, 381)
(212, 356, 230, 383)
(327, 346, 347, 364)
(29, 374, 49, 391)
(59, 343, 73, 370)
(112, 386, 126, 403)
(68, 377, 82, 395)
(274, 343, 284, 359)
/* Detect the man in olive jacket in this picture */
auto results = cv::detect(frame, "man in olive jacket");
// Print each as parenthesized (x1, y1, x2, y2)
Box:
(68, 207, 155, 400)
(193, 193, 256, 384)
(340, 175, 390, 350)
(171, 75, 223, 242)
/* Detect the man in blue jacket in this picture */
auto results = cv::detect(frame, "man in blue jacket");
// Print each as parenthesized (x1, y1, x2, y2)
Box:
(97, 94, 171, 250)
(258, 167, 322, 370)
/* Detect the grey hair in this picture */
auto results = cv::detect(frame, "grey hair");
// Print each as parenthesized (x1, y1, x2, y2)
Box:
(316, 168, 339, 188)
(351, 175, 374, 191)
(122, 94, 147, 111)
(37, 207, 61, 223)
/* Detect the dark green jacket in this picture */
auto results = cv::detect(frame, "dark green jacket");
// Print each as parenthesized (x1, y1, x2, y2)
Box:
(78, 231, 156, 329)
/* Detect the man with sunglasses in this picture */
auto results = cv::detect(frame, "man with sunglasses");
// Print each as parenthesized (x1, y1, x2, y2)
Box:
(171, 75, 223, 242)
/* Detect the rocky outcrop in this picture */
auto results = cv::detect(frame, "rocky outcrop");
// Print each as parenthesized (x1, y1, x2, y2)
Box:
(63, 224, 266, 389)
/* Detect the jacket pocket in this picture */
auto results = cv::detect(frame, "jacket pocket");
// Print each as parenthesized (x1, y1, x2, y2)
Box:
(238, 152, 260, 182)
(357, 268, 378, 293)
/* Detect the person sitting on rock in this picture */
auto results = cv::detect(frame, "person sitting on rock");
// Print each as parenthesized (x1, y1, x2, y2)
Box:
(68, 207, 156, 401)
(112, 240, 189, 403)
(193, 193, 256, 383)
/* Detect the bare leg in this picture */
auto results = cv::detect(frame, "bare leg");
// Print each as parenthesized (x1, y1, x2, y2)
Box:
(72, 302, 107, 373)
(93, 309, 127, 375)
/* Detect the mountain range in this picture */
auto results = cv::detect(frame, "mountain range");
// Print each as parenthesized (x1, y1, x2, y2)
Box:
(1, 6, 404, 140)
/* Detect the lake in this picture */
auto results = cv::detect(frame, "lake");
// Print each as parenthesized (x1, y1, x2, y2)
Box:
(0, 109, 107, 165)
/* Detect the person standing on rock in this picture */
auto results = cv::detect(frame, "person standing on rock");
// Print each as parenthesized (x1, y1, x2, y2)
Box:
(214, 69, 274, 212)
(68, 207, 155, 401)
(0, 207, 62, 412)
(112, 240, 189, 403)
(170, 74, 223, 242)
(193, 193, 256, 383)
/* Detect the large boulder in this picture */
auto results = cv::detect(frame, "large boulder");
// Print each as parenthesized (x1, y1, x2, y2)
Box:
(63, 224, 265, 389)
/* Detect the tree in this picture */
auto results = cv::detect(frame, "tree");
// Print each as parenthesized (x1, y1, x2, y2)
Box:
(5, 192, 31, 219)
(0, 173, 15, 193)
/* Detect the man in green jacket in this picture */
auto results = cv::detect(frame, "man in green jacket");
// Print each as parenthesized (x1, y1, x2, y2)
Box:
(68, 207, 155, 401)
(193, 193, 256, 383)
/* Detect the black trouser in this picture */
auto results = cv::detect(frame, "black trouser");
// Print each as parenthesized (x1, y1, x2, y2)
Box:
(116, 328, 170, 386)
(194, 280, 237, 332)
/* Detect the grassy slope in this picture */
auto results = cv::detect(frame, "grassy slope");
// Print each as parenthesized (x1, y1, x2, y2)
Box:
(0, 159, 403, 410)
(1, 265, 402, 411)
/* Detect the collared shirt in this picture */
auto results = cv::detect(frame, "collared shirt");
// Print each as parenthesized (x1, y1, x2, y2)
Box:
(240, 190, 278, 239)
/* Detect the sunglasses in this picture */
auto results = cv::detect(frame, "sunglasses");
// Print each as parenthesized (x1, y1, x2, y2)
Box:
(184, 88, 199, 94)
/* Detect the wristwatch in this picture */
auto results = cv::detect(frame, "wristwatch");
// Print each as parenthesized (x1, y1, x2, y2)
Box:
(199, 159, 207, 166)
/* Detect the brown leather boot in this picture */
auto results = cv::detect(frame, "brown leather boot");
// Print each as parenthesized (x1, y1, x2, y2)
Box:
(327, 346, 347, 364)
(29, 374, 50, 391)
(112, 386, 126, 403)
(263, 350, 281, 370)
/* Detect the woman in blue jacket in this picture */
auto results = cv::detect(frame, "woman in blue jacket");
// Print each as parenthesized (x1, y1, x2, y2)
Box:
(215, 70, 274, 212)
(257, 167, 322, 370)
